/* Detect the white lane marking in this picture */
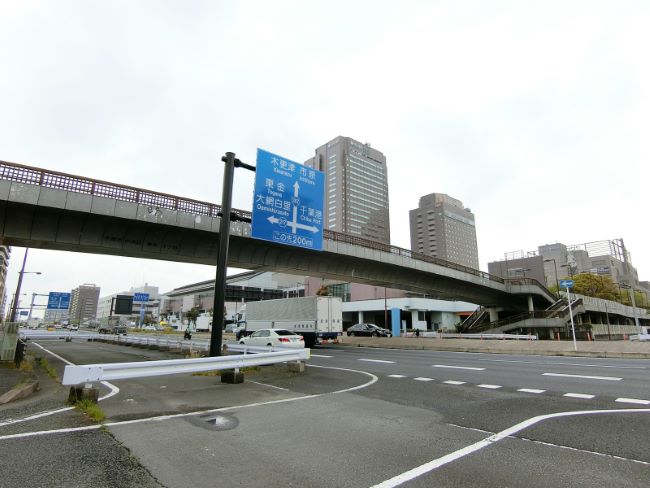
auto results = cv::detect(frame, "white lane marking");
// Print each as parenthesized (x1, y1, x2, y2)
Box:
(249, 381, 289, 391)
(443, 380, 466, 385)
(0, 364, 378, 441)
(478, 358, 645, 370)
(477, 384, 501, 390)
(0, 343, 121, 428)
(564, 393, 595, 399)
(616, 398, 650, 405)
(388, 375, 406, 378)
(448, 422, 650, 467)
(358, 359, 395, 364)
(542, 372, 622, 381)
(311, 354, 333, 358)
(433, 365, 485, 371)
(413, 377, 434, 382)
(370, 408, 650, 488)
(517, 388, 545, 394)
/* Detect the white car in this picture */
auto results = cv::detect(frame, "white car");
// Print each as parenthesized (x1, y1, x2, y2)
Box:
(239, 329, 305, 349)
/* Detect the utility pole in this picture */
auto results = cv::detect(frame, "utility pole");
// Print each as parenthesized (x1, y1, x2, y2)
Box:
(9, 249, 29, 323)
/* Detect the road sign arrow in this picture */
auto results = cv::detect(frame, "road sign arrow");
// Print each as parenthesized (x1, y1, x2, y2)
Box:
(267, 216, 280, 224)
(293, 181, 300, 198)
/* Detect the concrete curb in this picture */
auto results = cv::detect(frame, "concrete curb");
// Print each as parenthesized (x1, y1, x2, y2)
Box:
(335, 341, 650, 359)
(0, 380, 40, 405)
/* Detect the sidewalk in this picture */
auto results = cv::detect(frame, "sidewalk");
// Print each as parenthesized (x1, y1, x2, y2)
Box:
(335, 336, 650, 359)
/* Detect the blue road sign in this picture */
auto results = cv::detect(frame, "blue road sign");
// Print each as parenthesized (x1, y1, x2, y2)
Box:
(559, 279, 574, 288)
(47, 292, 71, 310)
(251, 148, 324, 251)
(133, 292, 150, 303)
(19, 310, 29, 316)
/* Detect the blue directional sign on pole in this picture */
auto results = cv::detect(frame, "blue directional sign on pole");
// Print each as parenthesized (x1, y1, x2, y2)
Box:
(251, 148, 324, 251)
(47, 292, 71, 310)
(133, 293, 150, 303)
(559, 279, 574, 288)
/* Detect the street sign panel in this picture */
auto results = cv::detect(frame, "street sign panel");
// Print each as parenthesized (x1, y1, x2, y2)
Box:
(251, 148, 324, 251)
(133, 292, 150, 303)
(47, 292, 71, 310)
(559, 279, 574, 288)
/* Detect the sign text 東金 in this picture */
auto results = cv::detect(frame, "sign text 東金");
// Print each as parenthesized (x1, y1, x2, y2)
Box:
(251, 148, 324, 251)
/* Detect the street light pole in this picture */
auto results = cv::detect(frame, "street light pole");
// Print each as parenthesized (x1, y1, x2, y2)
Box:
(9, 248, 29, 323)
(544, 258, 560, 298)
(621, 283, 641, 336)
(566, 283, 577, 351)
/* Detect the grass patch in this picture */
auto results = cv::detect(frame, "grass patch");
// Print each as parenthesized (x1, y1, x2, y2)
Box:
(35, 357, 60, 381)
(75, 399, 106, 422)
(192, 366, 261, 377)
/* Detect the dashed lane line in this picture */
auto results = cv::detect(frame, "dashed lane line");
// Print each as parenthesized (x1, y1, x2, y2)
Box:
(564, 393, 596, 399)
(615, 398, 650, 405)
(388, 375, 650, 405)
(358, 359, 396, 364)
(433, 364, 485, 371)
(542, 373, 622, 381)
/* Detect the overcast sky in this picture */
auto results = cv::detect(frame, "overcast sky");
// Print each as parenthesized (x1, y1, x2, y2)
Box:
(2, 1, 648, 317)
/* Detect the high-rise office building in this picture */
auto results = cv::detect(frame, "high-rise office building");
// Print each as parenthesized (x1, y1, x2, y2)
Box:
(69, 283, 100, 323)
(409, 193, 479, 269)
(304, 136, 390, 245)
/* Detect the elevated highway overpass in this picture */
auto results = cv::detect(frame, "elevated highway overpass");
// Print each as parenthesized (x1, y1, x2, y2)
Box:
(0, 160, 556, 312)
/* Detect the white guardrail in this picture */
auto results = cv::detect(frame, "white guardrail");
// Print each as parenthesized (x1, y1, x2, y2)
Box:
(62, 347, 310, 386)
(630, 334, 650, 341)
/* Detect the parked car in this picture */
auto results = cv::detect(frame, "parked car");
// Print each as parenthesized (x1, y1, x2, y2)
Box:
(346, 323, 392, 337)
(238, 328, 305, 349)
(99, 326, 128, 335)
(69, 324, 79, 331)
(225, 323, 244, 334)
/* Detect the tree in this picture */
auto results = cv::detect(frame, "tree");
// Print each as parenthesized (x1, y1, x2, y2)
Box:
(315, 285, 329, 296)
(571, 274, 618, 300)
(185, 307, 200, 327)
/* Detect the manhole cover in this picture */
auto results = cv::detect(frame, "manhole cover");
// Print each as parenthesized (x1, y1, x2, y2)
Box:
(188, 413, 239, 431)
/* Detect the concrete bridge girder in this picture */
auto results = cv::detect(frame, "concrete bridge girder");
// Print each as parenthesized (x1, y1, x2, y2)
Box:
(1, 179, 551, 309)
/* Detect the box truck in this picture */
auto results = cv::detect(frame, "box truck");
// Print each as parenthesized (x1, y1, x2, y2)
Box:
(236, 296, 342, 347)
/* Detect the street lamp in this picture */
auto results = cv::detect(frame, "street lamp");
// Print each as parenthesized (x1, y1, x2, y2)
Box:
(620, 283, 641, 335)
(560, 264, 574, 278)
(9, 248, 42, 323)
(544, 258, 560, 298)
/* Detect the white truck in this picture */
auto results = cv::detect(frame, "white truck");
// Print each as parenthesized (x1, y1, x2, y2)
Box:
(236, 296, 342, 347)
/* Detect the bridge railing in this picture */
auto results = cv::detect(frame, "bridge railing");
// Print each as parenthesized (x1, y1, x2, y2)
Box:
(1, 160, 510, 285)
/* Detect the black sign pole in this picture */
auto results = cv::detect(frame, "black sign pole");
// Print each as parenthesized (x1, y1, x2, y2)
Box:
(209, 152, 256, 357)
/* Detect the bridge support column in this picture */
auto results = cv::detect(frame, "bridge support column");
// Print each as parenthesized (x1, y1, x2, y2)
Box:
(488, 308, 498, 322)
(527, 296, 534, 313)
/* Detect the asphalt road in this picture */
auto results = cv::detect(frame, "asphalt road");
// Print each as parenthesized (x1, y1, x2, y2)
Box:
(0, 340, 648, 487)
